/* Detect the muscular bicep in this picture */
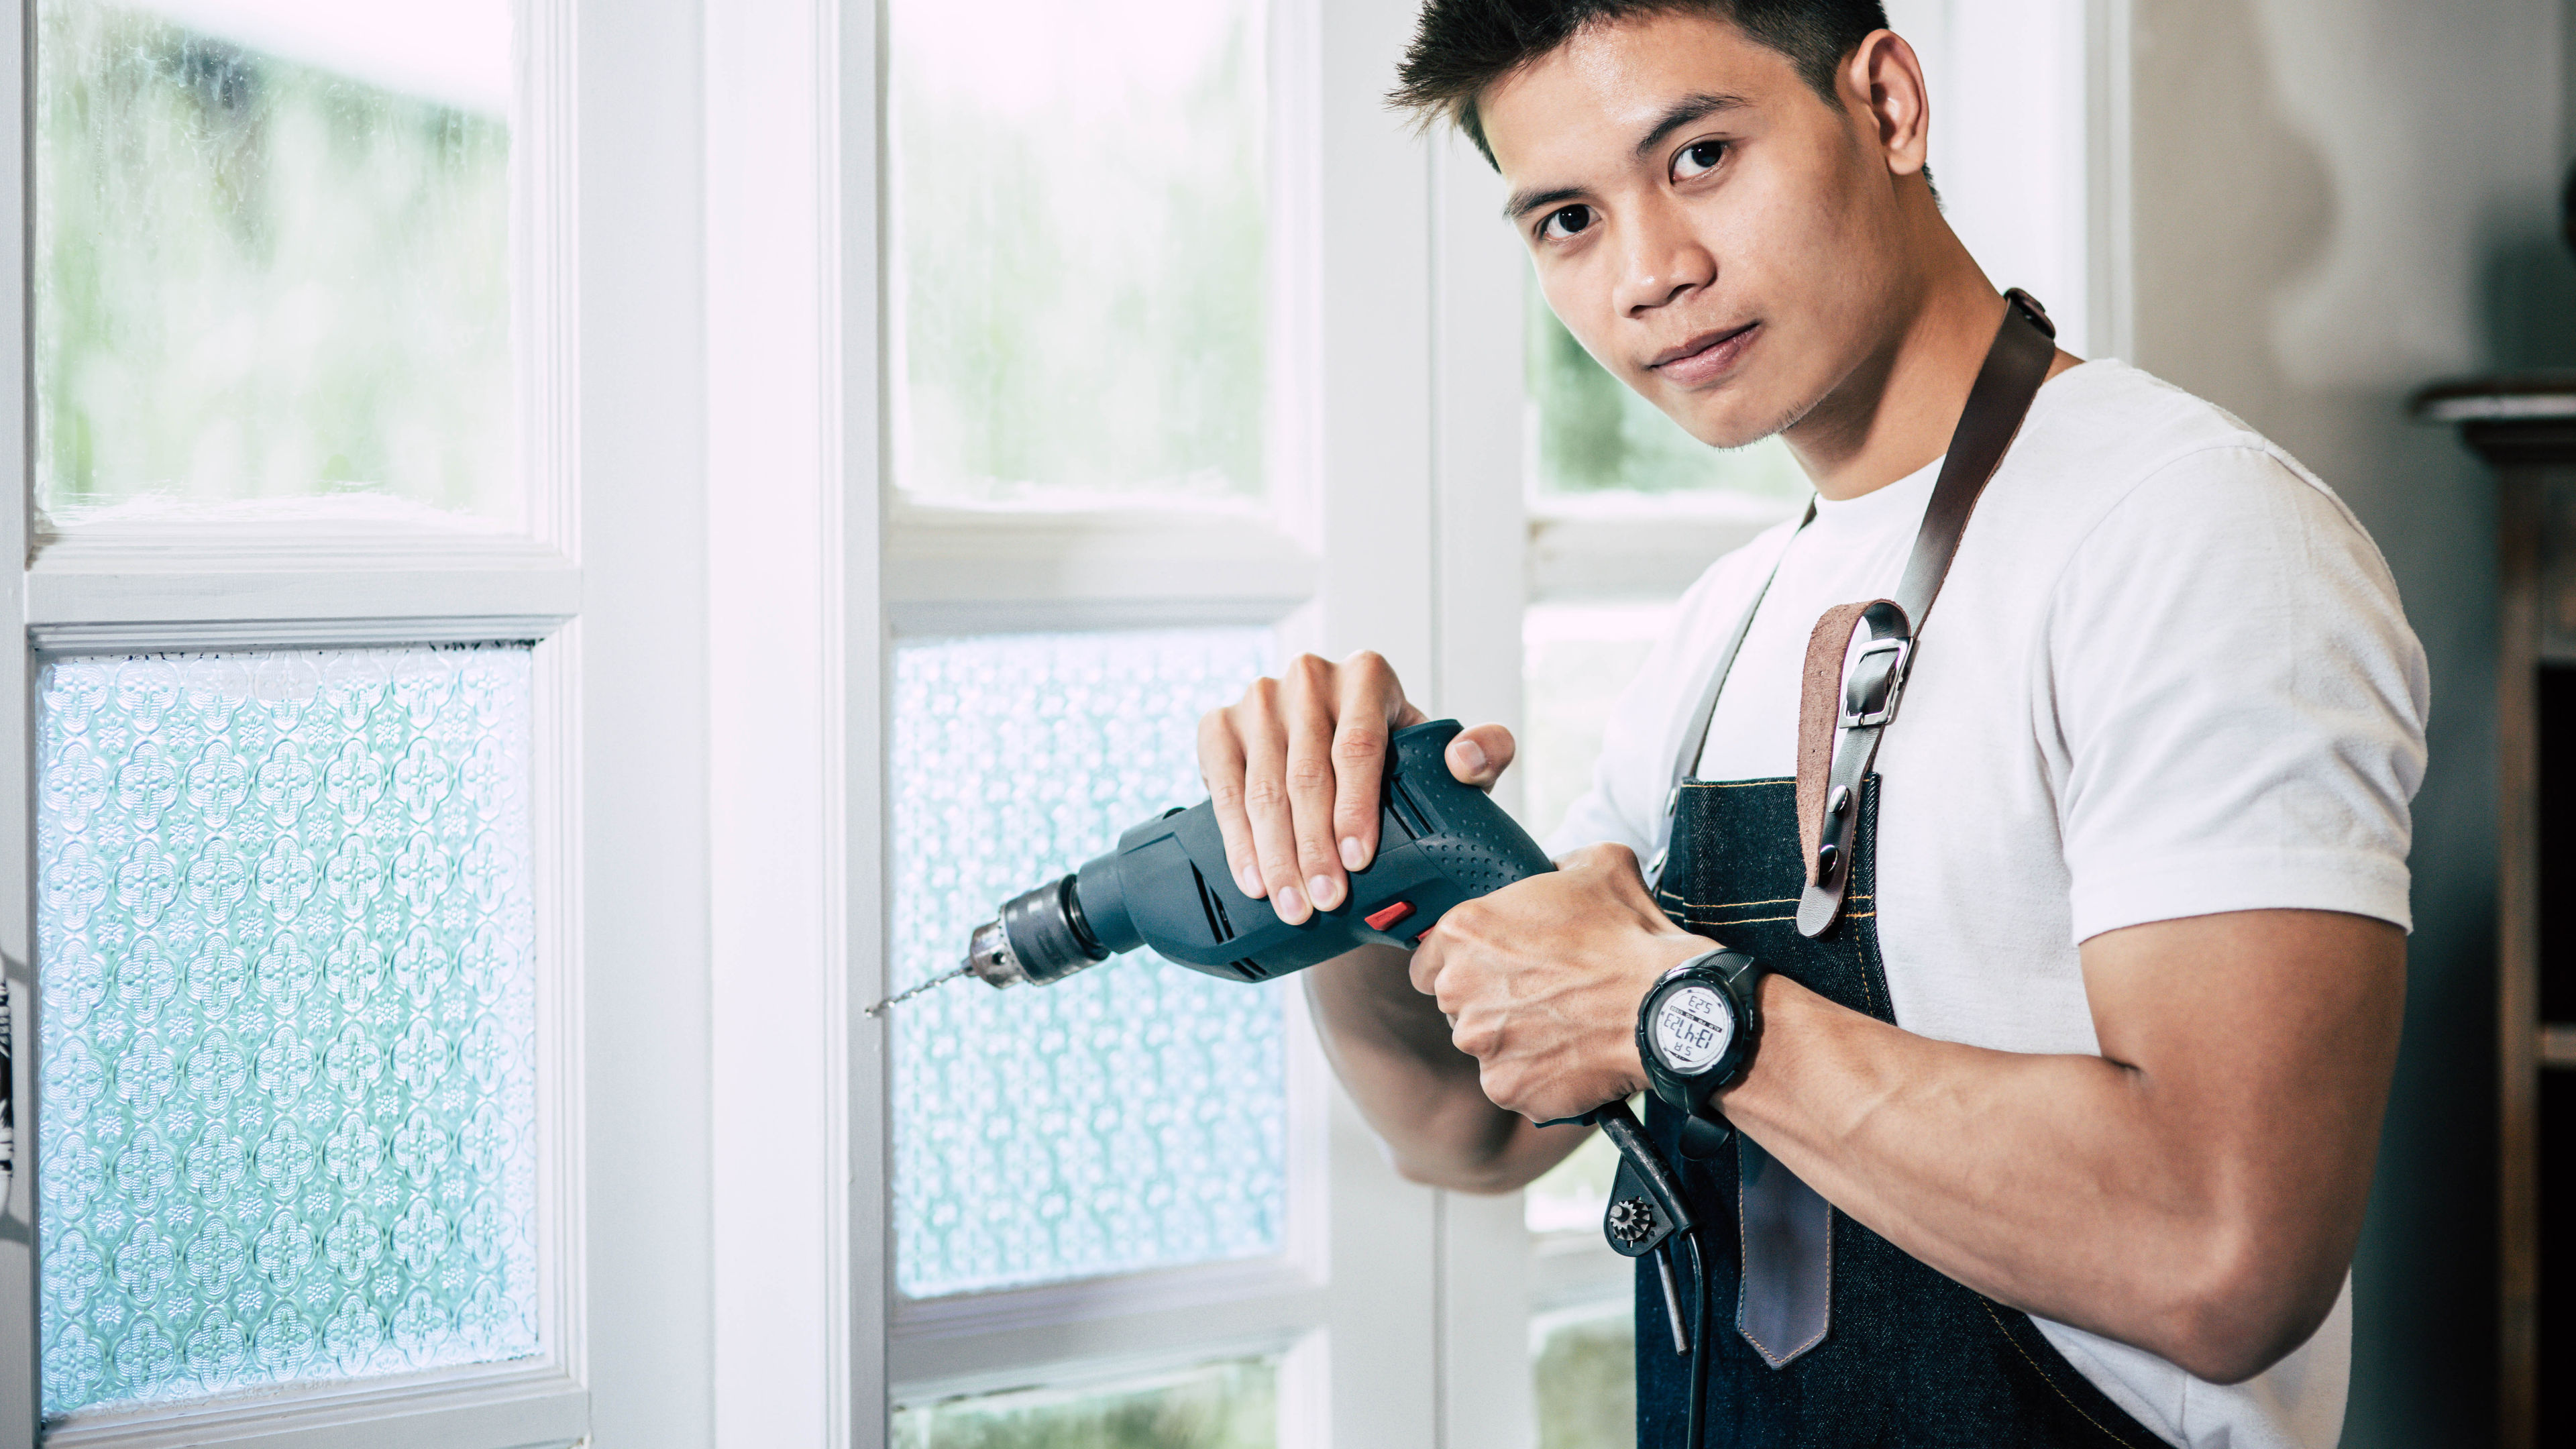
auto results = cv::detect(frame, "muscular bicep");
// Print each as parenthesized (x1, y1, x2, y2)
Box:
(2080, 908, 2402, 1362)
(2082, 908, 2402, 1110)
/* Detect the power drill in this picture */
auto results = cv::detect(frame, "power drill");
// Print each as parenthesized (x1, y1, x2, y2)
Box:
(867, 716, 1719, 1441)
(867, 718, 1555, 1006)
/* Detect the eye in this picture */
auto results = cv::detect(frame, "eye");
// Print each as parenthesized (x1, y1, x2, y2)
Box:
(1672, 139, 1727, 182)
(1538, 204, 1596, 242)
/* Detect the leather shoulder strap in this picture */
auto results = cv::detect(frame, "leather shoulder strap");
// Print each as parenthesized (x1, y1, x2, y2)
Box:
(1790, 289, 2057, 936)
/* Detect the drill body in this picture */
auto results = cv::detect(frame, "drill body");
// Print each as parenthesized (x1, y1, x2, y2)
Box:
(968, 719, 1555, 989)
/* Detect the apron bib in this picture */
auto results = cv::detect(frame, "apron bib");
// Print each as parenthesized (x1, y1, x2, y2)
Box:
(1633, 773, 2168, 1447)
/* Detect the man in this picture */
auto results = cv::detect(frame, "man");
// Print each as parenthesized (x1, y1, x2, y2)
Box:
(1197, 1, 2424, 1446)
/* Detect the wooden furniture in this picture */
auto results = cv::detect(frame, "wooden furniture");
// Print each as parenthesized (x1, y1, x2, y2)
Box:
(2414, 373, 2576, 1449)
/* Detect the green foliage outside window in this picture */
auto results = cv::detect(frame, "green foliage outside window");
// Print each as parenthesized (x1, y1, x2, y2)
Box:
(1534, 1307, 1638, 1449)
(894, 1359, 1276, 1449)
(891, 3, 1266, 504)
(35, 1, 513, 519)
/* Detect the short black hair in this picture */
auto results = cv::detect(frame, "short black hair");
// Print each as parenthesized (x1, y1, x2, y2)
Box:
(1391, 1, 1892, 166)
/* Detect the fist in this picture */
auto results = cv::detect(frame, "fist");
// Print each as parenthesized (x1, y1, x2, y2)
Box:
(1409, 843, 1713, 1122)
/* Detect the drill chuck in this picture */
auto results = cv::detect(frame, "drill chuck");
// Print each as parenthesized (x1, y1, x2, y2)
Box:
(967, 873, 1118, 989)
(955, 720, 1552, 993)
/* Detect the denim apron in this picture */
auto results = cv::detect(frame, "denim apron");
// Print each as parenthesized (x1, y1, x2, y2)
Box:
(1622, 292, 2173, 1447)
(1633, 774, 2169, 1447)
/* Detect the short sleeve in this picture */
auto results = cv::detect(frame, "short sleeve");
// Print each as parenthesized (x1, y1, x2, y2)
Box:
(2047, 447, 2428, 941)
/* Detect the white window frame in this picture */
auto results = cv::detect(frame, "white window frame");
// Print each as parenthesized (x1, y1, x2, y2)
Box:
(0, 0, 720, 1444)
(704, 0, 1549, 1443)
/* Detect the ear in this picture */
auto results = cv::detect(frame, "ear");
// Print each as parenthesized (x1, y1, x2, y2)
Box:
(1840, 29, 1931, 179)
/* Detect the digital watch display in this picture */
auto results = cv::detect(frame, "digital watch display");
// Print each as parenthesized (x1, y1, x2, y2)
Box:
(1636, 949, 1765, 1118)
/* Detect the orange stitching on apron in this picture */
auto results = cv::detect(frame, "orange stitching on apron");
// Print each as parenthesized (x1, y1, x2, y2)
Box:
(1658, 907, 1880, 932)
(1657, 890, 1872, 910)
(1847, 901, 1877, 1019)
(1977, 1299, 2152, 1449)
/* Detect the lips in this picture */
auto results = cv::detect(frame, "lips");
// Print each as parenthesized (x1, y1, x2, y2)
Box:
(1647, 322, 1759, 386)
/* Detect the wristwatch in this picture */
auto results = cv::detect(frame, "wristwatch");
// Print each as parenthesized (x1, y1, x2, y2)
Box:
(1636, 947, 1766, 1119)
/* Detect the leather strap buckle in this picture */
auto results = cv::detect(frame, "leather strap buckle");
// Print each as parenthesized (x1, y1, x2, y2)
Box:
(1837, 635, 1912, 729)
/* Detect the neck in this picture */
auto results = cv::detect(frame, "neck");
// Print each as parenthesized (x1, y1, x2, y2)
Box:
(1780, 226, 2049, 502)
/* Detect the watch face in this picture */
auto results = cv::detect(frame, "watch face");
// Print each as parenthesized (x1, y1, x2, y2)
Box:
(1651, 982, 1734, 1075)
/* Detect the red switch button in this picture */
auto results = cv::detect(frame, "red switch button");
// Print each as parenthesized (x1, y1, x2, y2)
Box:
(1364, 900, 1415, 932)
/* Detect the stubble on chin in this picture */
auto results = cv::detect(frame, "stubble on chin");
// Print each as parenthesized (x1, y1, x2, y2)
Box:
(1680, 386, 1824, 453)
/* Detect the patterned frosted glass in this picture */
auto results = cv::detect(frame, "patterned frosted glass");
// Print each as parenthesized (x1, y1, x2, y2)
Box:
(36, 0, 515, 521)
(36, 646, 540, 1419)
(890, 0, 1266, 504)
(896, 1357, 1277, 1448)
(893, 631, 1285, 1298)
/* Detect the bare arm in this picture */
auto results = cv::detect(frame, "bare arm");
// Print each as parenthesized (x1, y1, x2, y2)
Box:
(1417, 853, 2404, 1385)
(1303, 945, 1592, 1191)
(1710, 908, 2401, 1385)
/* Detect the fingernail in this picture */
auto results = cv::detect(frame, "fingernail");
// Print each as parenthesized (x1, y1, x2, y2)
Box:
(1454, 739, 1488, 775)
(1277, 885, 1307, 918)
(1238, 865, 1262, 896)
(1340, 837, 1365, 870)
(1309, 874, 1337, 910)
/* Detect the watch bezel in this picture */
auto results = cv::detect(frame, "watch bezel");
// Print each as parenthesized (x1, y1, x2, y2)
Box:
(1636, 948, 1764, 1114)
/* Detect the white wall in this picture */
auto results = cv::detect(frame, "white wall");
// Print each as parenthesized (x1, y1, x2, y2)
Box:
(2127, 0, 2571, 1440)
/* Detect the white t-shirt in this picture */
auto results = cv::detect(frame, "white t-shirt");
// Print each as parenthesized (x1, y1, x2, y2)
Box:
(1545, 360, 2428, 1449)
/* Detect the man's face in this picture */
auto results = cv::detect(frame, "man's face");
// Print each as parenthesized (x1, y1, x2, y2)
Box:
(1481, 13, 1911, 449)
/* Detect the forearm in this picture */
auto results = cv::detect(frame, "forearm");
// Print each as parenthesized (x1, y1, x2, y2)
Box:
(1721, 956, 2387, 1382)
(1304, 945, 1583, 1191)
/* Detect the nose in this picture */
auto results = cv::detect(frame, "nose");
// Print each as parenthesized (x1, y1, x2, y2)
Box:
(1609, 203, 1715, 319)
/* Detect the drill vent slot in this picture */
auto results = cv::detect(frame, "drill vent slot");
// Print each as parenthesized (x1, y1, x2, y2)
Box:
(1190, 861, 1236, 943)
(1387, 781, 1430, 841)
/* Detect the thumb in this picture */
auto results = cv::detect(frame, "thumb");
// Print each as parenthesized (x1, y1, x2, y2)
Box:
(1445, 724, 1517, 789)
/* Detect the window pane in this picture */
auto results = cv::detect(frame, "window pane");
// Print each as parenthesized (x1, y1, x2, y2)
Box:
(1521, 602, 1676, 844)
(1526, 279, 1805, 500)
(889, 0, 1266, 506)
(896, 1358, 1277, 1448)
(1532, 1304, 1633, 1449)
(36, 0, 515, 523)
(1525, 1130, 1621, 1237)
(892, 631, 1287, 1298)
(36, 645, 540, 1419)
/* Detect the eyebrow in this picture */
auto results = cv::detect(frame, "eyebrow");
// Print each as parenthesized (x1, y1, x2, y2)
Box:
(1502, 184, 1586, 223)
(1633, 91, 1749, 160)
(1499, 91, 1752, 223)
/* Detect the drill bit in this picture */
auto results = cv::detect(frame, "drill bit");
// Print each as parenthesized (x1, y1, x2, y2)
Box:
(863, 963, 970, 1019)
